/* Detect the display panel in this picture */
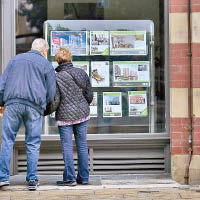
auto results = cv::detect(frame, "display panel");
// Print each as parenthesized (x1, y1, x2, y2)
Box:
(44, 20, 154, 134)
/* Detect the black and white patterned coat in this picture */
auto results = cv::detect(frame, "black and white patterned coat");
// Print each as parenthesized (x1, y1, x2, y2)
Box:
(45, 62, 93, 121)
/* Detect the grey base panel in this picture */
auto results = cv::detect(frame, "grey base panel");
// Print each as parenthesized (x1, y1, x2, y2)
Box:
(14, 135, 170, 175)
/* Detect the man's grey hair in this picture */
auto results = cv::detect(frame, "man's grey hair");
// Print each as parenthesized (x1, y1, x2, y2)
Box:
(31, 38, 49, 52)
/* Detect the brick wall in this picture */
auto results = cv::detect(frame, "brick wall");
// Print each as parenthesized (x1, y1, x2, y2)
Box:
(170, 0, 200, 183)
(170, 0, 188, 12)
(170, 0, 200, 155)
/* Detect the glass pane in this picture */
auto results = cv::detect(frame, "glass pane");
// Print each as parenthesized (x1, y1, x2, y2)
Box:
(16, 0, 47, 54)
(44, 20, 154, 134)
(15, 0, 166, 134)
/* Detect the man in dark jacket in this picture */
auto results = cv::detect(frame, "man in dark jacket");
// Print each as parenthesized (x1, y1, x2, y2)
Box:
(0, 38, 56, 190)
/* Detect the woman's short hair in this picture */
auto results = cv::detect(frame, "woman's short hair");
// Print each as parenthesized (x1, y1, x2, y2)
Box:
(55, 48, 72, 64)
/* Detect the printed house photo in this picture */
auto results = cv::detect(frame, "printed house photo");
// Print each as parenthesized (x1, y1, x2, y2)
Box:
(114, 64, 139, 81)
(110, 31, 147, 55)
(91, 61, 110, 87)
(51, 31, 87, 56)
(104, 96, 120, 105)
(130, 95, 146, 104)
(128, 91, 148, 117)
(104, 107, 112, 113)
(103, 92, 122, 117)
(91, 32, 109, 46)
(111, 34, 134, 49)
(90, 31, 109, 55)
(138, 64, 148, 71)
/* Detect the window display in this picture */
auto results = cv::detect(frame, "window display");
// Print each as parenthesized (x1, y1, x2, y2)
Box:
(44, 20, 154, 134)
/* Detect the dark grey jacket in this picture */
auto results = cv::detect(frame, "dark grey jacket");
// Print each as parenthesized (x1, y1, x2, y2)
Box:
(45, 62, 93, 121)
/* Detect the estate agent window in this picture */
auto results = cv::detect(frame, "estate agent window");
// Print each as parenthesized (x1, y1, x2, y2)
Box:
(15, 0, 166, 135)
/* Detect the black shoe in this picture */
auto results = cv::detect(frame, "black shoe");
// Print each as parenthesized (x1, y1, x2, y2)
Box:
(56, 180, 77, 186)
(28, 180, 39, 191)
(0, 180, 9, 187)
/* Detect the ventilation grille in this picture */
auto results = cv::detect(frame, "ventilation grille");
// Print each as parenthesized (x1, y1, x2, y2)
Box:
(16, 148, 165, 175)
(92, 148, 165, 174)
(17, 149, 78, 175)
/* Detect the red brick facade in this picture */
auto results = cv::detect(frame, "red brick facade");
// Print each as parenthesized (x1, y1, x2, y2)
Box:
(171, 118, 190, 154)
(170, 0, 200, 156)
(192, 44, 200, 88)
(170, 0, 188, 12)
(170, 44, 189, 88)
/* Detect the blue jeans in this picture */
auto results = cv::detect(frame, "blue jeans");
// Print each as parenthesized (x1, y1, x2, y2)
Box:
(58, 121, 89, 182)
(0, 103, 43, 181)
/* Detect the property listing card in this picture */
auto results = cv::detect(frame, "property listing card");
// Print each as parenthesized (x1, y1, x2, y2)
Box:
(113, 61, 150, 87)
(90, 31, 109, 55)
(90, 92, 98, 117)
(103, 92, 122, 117)
(91, 61, 110, 87)
(110, 31, 147, 55)
(51, 31, 88, 56)
(128, 91, 148, 117)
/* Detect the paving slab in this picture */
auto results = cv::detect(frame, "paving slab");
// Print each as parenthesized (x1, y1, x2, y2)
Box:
(1, 174, 200, 200)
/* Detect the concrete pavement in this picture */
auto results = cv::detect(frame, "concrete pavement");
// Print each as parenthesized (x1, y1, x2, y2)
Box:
(1, 174, 200, 199)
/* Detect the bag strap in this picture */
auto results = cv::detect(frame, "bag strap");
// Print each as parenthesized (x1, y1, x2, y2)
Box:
(64, 70, 83, 91)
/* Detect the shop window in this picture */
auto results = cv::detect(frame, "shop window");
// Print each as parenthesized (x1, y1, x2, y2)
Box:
(15, 0, 166, 134)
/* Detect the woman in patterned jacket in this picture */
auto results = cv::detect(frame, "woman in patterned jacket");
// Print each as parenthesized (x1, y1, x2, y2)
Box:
(45, 48, 93, 186)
